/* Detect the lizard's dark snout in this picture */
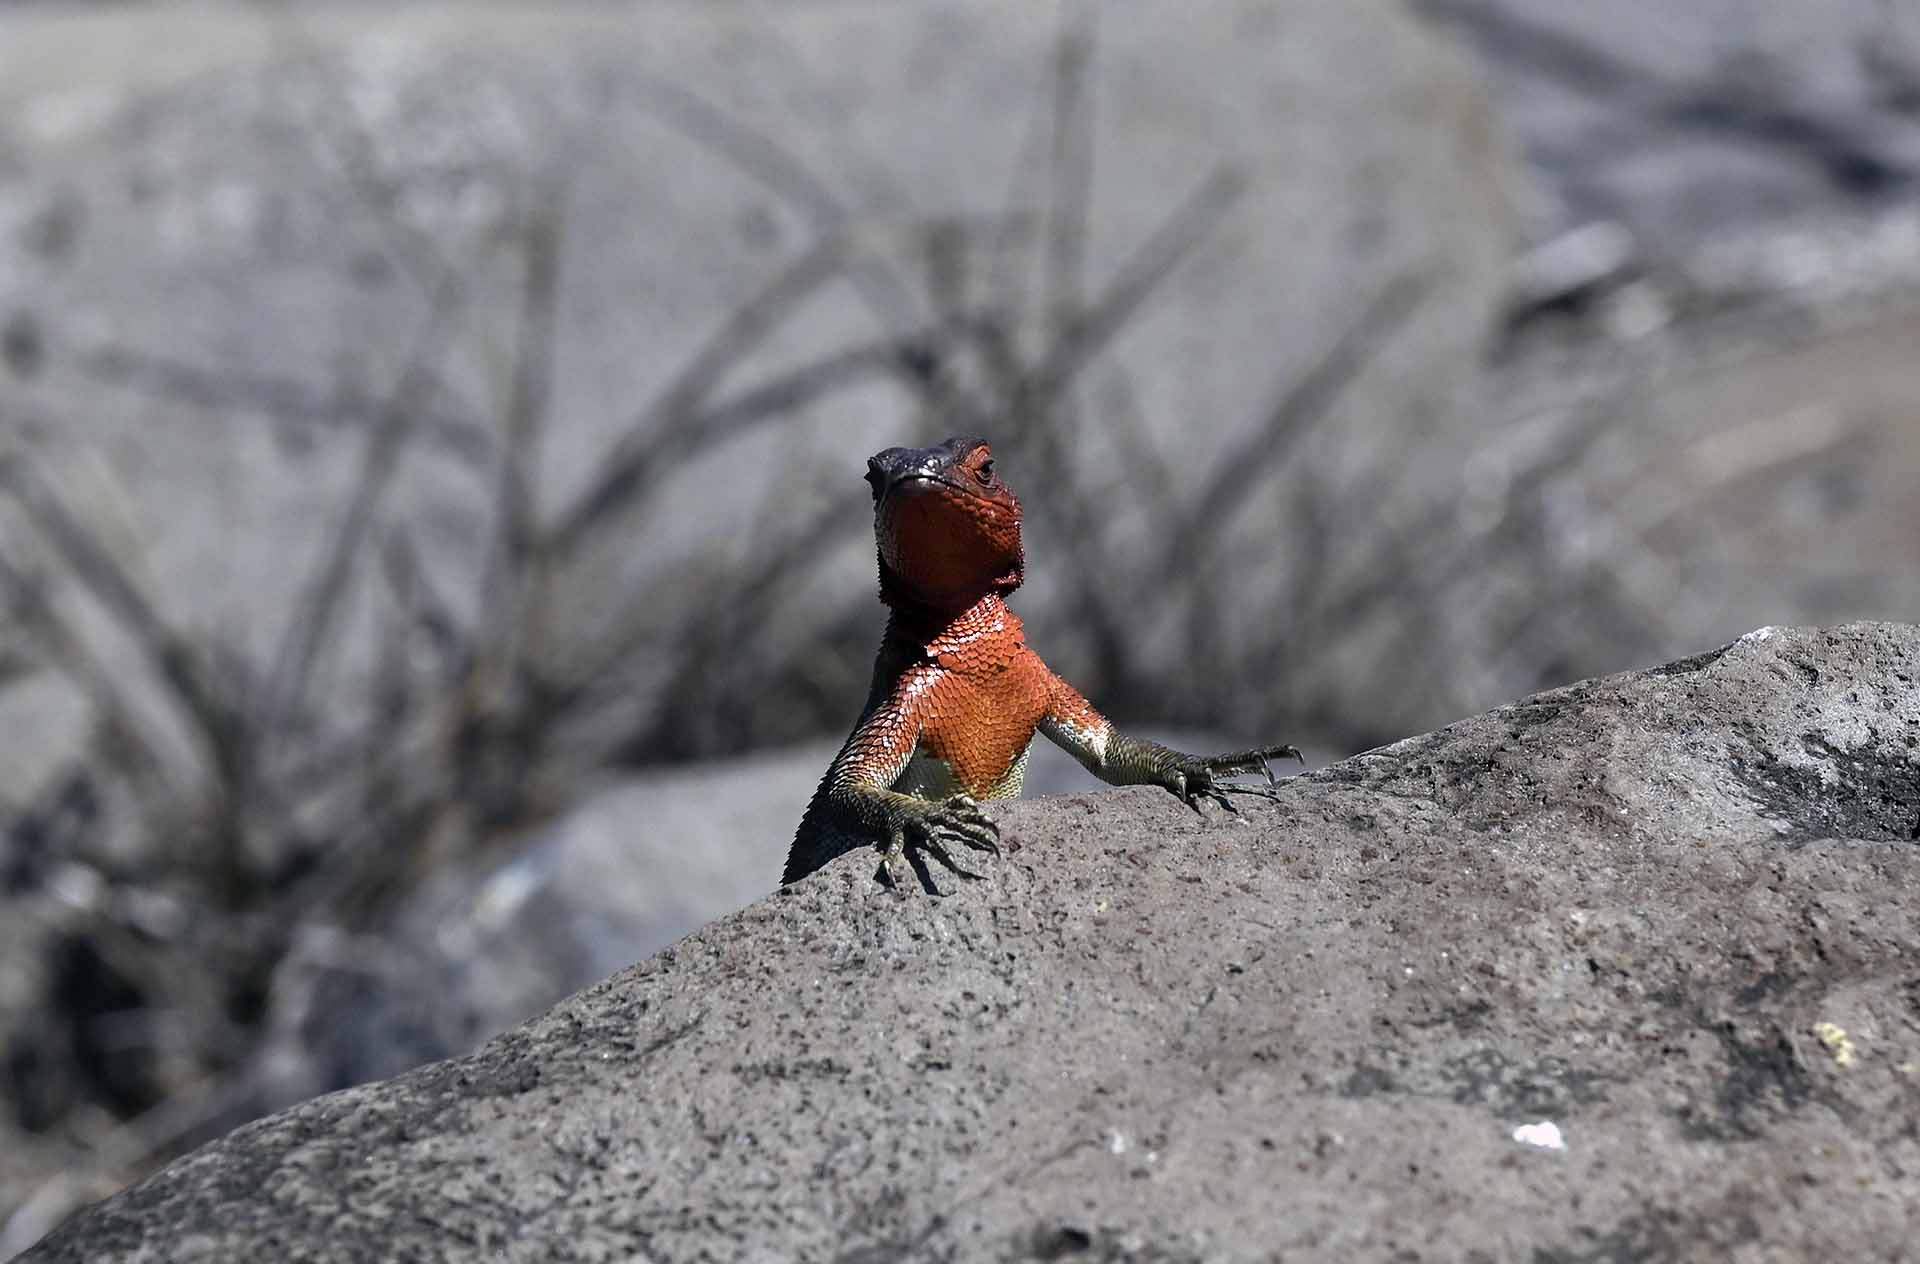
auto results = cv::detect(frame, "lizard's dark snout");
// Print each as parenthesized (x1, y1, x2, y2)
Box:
(866, 437, 992, 497)
(866, 446, 936, 492)
(866, 448, 939, 507)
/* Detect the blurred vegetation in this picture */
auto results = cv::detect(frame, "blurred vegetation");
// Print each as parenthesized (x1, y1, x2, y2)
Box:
(0, 13, 1436, 1239)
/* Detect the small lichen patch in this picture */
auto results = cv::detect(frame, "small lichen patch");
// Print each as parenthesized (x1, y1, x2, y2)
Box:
(1812, 1022, 1856, 1068)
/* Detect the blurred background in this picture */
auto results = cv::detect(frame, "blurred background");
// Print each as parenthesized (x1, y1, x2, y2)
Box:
(1, 0, 1916, 1251)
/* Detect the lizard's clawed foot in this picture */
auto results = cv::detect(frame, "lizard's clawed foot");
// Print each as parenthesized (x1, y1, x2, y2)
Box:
(873, 794, 1001, 895)
(1167, 745, 1305, 814)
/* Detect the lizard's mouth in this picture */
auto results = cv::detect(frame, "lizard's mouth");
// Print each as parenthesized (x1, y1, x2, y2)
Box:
(871, 471, 1010, 524)
(865, 438, 1000, 507)
(882, 472, 977, 501)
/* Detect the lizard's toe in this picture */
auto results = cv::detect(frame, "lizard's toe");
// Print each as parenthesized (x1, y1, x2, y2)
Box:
(1166, 771, 1206, 814)
(1170, 759, 1292, 815)
(935, 796, 1001, 855)
(1261, 743, 1306, 773)
(876, 836, 913, 896)
(944, 819, 1001, 855)
(1193, 775, 1240, 814)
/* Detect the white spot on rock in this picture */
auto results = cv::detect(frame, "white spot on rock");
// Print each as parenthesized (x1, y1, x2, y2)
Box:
(1511, 1120, 1565, 1151)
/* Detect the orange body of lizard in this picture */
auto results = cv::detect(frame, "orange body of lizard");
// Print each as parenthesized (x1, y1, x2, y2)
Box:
(783, 436, 1298, 892)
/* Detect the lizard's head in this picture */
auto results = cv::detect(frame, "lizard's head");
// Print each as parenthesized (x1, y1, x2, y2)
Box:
(867, 435, 1024, 611)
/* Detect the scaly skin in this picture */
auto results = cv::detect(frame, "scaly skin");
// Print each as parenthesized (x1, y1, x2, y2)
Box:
(782, 436, 1301, 893)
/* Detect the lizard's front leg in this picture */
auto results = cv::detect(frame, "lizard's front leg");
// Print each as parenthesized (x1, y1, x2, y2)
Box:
(785, 674, 1003, 892)
(1039, 670, 1303, 813)
(1099, 739, 1305, 813)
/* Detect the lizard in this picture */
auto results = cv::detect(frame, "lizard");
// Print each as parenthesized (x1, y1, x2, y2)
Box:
(782, 435, 1302, 893)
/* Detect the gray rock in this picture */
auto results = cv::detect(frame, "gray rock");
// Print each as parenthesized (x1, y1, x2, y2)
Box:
(256, 743, 833, 1103)
(23, 622, 1920, 1261)
(306, 728, 1336, 1097)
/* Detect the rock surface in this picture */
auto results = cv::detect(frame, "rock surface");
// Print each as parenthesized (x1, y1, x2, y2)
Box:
(240, 726, 1324, 1117)
(23, 622, 1920, 1261)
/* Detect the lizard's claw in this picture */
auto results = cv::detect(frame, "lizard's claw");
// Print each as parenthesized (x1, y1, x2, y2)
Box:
(873, 794, 1002, 895)
(875, 837, 915, 895)
(929, 794, 1002, 856)
(1166, 745, 1304, 814)
(1208, 744, 1305, 784)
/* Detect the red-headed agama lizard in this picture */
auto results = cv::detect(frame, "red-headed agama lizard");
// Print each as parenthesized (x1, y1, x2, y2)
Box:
(782, 435, 1302, 893)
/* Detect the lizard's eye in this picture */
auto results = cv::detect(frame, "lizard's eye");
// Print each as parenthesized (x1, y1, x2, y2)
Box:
(974, 459, 996, 486)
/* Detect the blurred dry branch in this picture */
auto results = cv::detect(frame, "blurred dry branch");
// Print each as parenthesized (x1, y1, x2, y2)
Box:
(0, 9, 1492, 1245)
(1417, 0, 1916, 196)
(78, 348, 493, 465)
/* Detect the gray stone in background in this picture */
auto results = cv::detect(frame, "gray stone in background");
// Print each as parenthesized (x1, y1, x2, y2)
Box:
(23, 622, 1920, 1261)
(254, 741, 831, 1102)
(1387, 0, 1920, 751)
